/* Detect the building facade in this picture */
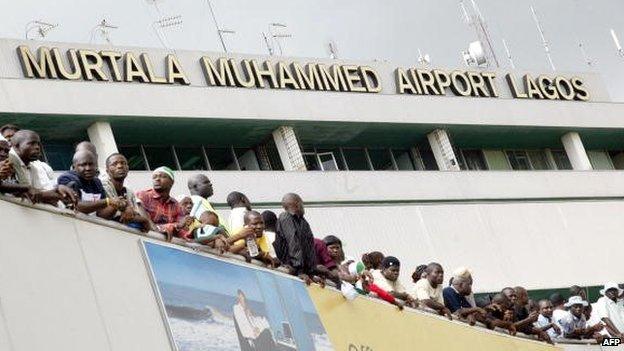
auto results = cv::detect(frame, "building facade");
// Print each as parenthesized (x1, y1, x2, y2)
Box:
(1, 38, 624, 292)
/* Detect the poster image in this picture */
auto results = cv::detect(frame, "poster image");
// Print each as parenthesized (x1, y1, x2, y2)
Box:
(143, 241, 334, 351)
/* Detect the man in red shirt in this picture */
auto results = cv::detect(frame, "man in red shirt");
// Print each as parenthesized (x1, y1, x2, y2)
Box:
(136, 167, 192, 241)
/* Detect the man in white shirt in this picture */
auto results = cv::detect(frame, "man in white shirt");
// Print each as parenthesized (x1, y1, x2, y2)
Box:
(370, 256, 417, 308)
(593, 282, 624, 338)
(409, 262, 452, 319)
(9, 130, 75, 205)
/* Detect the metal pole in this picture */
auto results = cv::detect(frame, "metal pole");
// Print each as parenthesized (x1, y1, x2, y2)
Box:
(530, 6, 556, 71)
(502, 38, 515, 69)
(206, 0, 228, 53)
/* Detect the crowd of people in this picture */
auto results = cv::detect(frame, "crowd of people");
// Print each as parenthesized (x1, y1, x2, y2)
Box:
(1, 125, 624, 345)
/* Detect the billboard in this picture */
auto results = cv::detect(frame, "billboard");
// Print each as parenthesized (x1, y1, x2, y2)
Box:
(142, 241, 333, 351)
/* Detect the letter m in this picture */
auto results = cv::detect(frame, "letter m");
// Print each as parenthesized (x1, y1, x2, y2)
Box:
(17, 46, 58, 79)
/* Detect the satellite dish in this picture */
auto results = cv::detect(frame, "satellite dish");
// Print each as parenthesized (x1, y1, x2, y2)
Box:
(462, 40, 487, 66)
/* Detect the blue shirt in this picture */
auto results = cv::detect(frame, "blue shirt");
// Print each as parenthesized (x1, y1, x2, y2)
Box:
(58, 170, 107, 202)
(443, 286, 472, 313)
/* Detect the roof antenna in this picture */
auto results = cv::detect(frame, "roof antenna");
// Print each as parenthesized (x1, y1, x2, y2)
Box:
(268, 23, 291, 56)
(459, 0, 499, 68)
(328, 40, 339, 59)
(25, 20, 58, 40)
(501, 38, 515, 69)
(610, 29, 624, 57)
(89, 19, 118, 44)
(205, 0, 235, 53)
(530, 5, 556, 71)
(417, 48, 431, 65)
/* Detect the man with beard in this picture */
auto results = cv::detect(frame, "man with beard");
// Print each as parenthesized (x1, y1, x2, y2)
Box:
(101, 153, 151, 231)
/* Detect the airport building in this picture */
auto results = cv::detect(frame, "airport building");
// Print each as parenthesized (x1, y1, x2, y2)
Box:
(1, 37, 624, 296)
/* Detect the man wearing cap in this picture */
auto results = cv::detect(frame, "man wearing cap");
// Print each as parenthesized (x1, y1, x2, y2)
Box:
(371, 256, 417, 307)
(136, 167, 192, 241)
(593, 282, 624, 338)
(558, 296, 604, 340)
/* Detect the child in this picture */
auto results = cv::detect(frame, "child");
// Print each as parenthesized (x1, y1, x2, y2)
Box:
(194, 211, 229, 252)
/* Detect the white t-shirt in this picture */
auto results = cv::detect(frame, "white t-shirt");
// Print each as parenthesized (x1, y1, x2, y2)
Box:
(228, 207, 248, 234)
(12, 156, 55, 191)
(594, 296, 624, 333)
(409, 278, 443, 304)
(371, 269, 406, 294)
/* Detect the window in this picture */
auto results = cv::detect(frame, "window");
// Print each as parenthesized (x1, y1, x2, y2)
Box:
(506, 150, 531, 170)
(42, 143, 74, 171)
(205, 147, 238, 170)
(303, 148, 339, 171)
(118, 146, 147, 170)
(317, 152, 339, 170)
(609, 151, 624, 170)
(143, 146, 177, 170)
(264, 139, 284, 171)
(588, 150, 614, 170)
(367, 148, 395, 170)
(392, 149, 418, 170)
(419, 147, 439, 171)
(527, 150, 550, 170)
(459, 149, 488, 170)
(551, 150, 572, 170)
(175, 147, 207, 171)
(342, 148, 370, 170)
(234, 148, 260, 170)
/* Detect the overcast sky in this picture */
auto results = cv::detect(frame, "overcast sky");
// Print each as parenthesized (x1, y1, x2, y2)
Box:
(2, 0, 624, 100)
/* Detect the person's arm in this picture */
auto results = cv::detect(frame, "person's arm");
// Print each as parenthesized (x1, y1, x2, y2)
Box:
(600, 317, 622, 336)
(456, 307, 487, 319)
(415, 284, 451, 318)
(281, 218, 304, 274)
(0, 182, 31, 196)
(514, 311, 539, 329)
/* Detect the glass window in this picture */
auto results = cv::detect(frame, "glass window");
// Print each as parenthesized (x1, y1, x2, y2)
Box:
(342, 148, 370, 170)
(392, 149, 417, 170)
(144, 146, 177, 170)
(175, 147, 207, 171)
(318, 152, 339, 171)
(551, 150, 572, 170)
(460, 149, 488, 170)
(367, 148, 395, 170)
(303, 153, 321, 171)
(234, 148, 260, 171)
(42, 143, 74, 171)
(506, 150, 531, 170)
(118, 146, 147, 170)
(318, 148, 346, 170)
(419, 147, 439, 171)
(609, 151, 624, 170)
(206, 147, 238, 170)
(588, 150, 614, 170)
(264, 139, 284, 171)
(527, 150, 550, 170)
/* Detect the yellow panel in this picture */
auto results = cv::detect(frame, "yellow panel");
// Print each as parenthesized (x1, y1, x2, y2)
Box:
(308, 286, 560, 351)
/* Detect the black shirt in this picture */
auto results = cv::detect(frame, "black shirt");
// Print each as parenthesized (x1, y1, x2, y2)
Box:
(273, 212, 316, 275)
(57, 170, 107, 201)
(443, 286, 472, 313)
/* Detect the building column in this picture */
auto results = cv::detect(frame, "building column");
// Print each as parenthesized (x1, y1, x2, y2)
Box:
(272, 126, 306, 171)
(561, 132, 592, 170)
(87, 121, 118, 171)
(427, 129, 460, 171)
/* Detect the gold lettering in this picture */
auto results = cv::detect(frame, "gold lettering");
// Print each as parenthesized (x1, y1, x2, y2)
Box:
(408, 69, 424, 94)
(124, 52, 149, 83)
(416, 69, 440, 95)
(99, 51, 122, 81)
(523, 75, 544, 99)
(141, 53, 167, 84)
(318, 64, 348, 91)
(450, 71, 472, 97)
(342, 65, 366, 92)
(359, 66, 381, 93)
(506, 74, 528, 99)
(571, 77, 590, 101)
(432, 70, 451, 95)
(481, 72, 499, 97)
(78, 49, 108, 81)
(16, 46, 57, 79)
(52, 48, 81, 80)
(395, 68, 416, 94)
(555, 77, 575, 101)
(291, 63, 322, 90)
(200, 57, 234, 86)
(229, 59, 255, 88)
(467, 72, 489, 97)
(250, 60, 278, 88)
(276, 61, 300, 89)
(537, 75, 559, 100)
(166, 55, 189, 85)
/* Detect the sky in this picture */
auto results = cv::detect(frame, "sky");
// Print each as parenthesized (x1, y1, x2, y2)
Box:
(1, 0, 624, 100)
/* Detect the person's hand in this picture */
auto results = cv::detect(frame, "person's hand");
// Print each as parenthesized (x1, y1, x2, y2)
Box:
(176, 216, 194, 230)
(528, 311, 539, 323)
(590, 324, 604, 332)
(213, 235, 229, 254)
(440, 307, 453, 320)
(537, 330, 553, 345)
(56, 185, 77, 207)
(467, 313, 477, 326)
(237, 226, 255, 238)
(299, 274, 312, 285)
(405, 296, 418, 308)
(572, 327, 584, 335)
(507, 324, 517, 336)
(312, 275, 326, 288)
(361, 270, 374, 283)
(503, 309, 514, 322)
(0, 159, 13, 180)
(551, 323, 561, 335)
(394, 300, 405, 311)
(119, 206, 135, 224)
